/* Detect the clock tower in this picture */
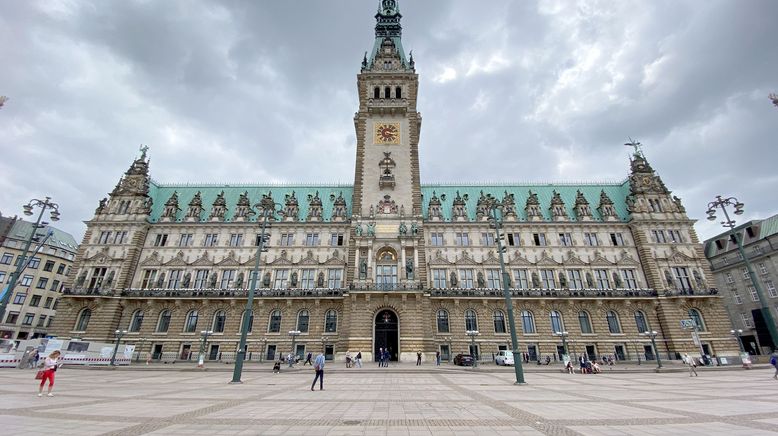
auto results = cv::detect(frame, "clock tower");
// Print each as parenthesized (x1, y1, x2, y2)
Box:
(348, 0, 425, 285)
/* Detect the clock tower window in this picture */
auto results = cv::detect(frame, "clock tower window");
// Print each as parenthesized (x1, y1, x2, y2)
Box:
(395, 86, 402, 98)
(374, 87, 380, 99)
(384, 86, 391, 98)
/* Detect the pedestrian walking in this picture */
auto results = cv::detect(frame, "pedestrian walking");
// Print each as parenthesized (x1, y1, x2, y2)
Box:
(378, 347, 384, 367)
(416, 350, 422, 366)
(684, 353, 698, 377)
(311, 352, 325, 391)
(37, 350, 61, 397)
(304, 352, 313, 366)
(355, 351, 362, 368)
(770, 352, 778, 379)
(435, 350, 441, 366)
(28, 350, 39, 369)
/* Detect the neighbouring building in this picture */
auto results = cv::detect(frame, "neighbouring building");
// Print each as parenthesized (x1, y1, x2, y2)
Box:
(50, 0, 736, 364)
(704, 213, 778, 355)
(0, 214, 78, 341)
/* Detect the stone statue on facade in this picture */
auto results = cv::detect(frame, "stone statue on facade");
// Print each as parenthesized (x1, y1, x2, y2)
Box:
(156, 273, 166, 288)
(693, 270, 704, 289)
(405, 259, 414, 280)
(410, 222, 418, 236)
(399, 222, 407, 235)
(531, 272, 540, 288)
(290, 271, 298, 287)
(208, 272, 217, 288)
(317, 272, 325, 288)
(182, 272, 192, 288)
(235, 272, 244, 288)
(585, 272, 594, 288)
(450, 271, 458, 287)
(367, 222, 376, 237)
(355, 223, 363, 236)
(359, 259, 368, 280)
(612, 272, 623, 288)
(75, 271, 87, 288)
(262, 272, 271, 288)
(104, 270, 114, 288)
(477, 271, 486, 288)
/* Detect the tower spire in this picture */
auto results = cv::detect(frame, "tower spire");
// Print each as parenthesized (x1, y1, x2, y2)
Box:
(366, 0, 409, 70)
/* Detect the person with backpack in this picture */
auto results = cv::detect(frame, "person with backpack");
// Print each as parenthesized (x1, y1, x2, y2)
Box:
(684, 353, 698, 377)
(770, 352, 778, 379)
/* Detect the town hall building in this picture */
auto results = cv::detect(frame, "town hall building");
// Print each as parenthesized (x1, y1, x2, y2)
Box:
(51, 0, 735, 364)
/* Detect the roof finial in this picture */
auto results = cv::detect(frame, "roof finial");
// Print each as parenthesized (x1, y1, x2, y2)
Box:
(623, 137, 643, 158)
(139, 144, 149, 159)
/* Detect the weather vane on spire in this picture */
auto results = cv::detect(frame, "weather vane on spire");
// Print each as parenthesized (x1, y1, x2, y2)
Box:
(624, 137, 644, 158)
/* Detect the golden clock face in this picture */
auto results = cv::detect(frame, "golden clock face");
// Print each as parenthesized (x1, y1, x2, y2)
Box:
(374, 122, 400, 144)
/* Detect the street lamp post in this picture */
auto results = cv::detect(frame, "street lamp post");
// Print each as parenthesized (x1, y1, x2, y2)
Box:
(258, 338, 266, 363)
(487, 200, 527, 384)
(707, 196, 778, 350)
(110, 330, 128, 366)
(198, 330, 213, 368)
(466, 330, 479, 368)
(633, 339, 641, 365)
(730, 329, 745, 352)
(288, 330, 301, 367)
(0, 197, 60, 324)
(231, 204, 280, 384)
(321, 336, 326, 354)
(642, 331, 662, 369)
(554, 331, 569, 360)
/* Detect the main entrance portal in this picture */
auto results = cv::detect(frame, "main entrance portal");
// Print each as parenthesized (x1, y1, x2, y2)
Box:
(374, 309, 398, 362)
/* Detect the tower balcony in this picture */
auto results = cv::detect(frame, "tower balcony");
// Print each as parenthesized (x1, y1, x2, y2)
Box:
(367, 98, 409, 115)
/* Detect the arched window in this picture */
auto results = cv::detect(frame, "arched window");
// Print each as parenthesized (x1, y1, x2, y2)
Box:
(268, 309, 282, 333)
(578, 311, 593, 334)
(521, 310, 536, 334)
(493, 310, 506, 333)
(184, 310, 198, 333)
(156, 310, 171, 333)
(606, 310, 621, 334)
(384, 86, 391, 99)
(634, 310, 649, 333)
(75, 308, 91, 331)
(550, 310, 564, 333)
(247, 311, 254, 332)
(374, 87, 380, 99)
(465, 309, 478, 331)
(324, 309, 337, 333)
(297, 309, 310, 333)
(437, 309, 450, 333)
(688, 308, 705, 331)
(395, 86, 402, 98)
(129, 310, 144, 332)
(212, 310, 226, 333)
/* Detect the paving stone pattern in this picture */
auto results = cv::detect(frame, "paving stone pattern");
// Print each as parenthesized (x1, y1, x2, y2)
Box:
(1, 366, 778, 435)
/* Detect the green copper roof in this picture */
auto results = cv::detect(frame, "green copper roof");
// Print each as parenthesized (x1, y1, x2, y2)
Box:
(703, 212, 778, 257)
(148, 182, 353, 223)
(8, 220, 79, 252)
(758, 214, 778, 239)
(420, 182, 632, 222)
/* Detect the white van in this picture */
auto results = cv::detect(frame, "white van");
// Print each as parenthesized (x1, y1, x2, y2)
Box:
(495, 350, 515, 366)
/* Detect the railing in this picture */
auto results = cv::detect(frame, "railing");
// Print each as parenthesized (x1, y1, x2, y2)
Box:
(662, 288, 719, 297)
(64, 287, 346, 298)
(429, 288, 659, 298)
(349, 283, 424, 291)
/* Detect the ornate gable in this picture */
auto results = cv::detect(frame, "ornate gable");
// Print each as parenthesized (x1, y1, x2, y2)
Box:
(508, 252, 533, 266)
(564, 250, 588, 266)
(84, 247, 121, 265)
(617, 250, 641, 266)
(217, 251, 240, 267)
(455, 250, 479, 266)
(163, 251, 189, 267)
(536, 250, 560, 266)
(429, 249, 453, 266)
(191, 251, 214, 267)
(324, 250, 346, 265)
(268, 250, 293, 266)
(140, 251, 162, 266)
(482, 250, 500, 265)
(299, 250, 319, 265)
(590, 251, 614, 266)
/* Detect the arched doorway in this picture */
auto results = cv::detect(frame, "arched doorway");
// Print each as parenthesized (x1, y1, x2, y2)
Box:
(374, 309, 399, 362)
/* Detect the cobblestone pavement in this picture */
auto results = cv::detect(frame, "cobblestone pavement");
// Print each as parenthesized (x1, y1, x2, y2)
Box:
(1, 365, 777, 435)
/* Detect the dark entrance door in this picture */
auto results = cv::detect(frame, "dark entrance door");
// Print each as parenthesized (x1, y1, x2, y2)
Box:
(375, 309, 398, 361)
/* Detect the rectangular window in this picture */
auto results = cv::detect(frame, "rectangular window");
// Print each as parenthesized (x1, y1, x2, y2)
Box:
(25, 257, 40, 269)
(153, 234, 168, 247)
(204, 233, 218, 247)
(57, 263, 66, 275)
(732, 290, 742, 304)
(194, 270, 209, 289)
(168, 270, 183, 289)
(459, 269, 474, 289)
(533, 233, 546, 246)
(567, 270, 583, 290)
(584, 233, 599, 246)
(540, 269, 556, 289)
(725, 272, 734, 284)
(44, 297, 53, 308)
(304, 233, 320, 246)
(20, 275, 33, 287)
(754, 245, 764, 254)
(610, 233, 625, 246)
(220, 269, 236, 288)
(0, 253, 12, 264)
(741, 313, 753, 328)
(0, 271, 5, 283)
(507, 233, 520, 246)
(651, 230, 667, 243)
(455, 233, 470, 246)
(274, 269, 289, 288)
(742, 268, 750, 280)
(280, 233, 294, 246)
(52, 299, 59, 309)
(5, 311, 19, 324)
(47, 317, 54, 328)
(37, 315, 47, 328)
(486, 269, 501, 288)
(668, 230, 684, 243)
(430, 232, 444, 246)
(748, 286, 759, 302)
(36, 277, 48, 289)
(766, 281, 777, 298)
(141, 270, 158, 289)
(330, 233, 344, 246)
(594, 269, 610, 289)
(673, 267, 692, 291)
(22, 313, 34, 326)
(98, 231, 112, 244)
(113, 231, 129, 244)
(88, 267, 107, 290)
(301, 269, 316, 289)
(558, 233, 572, 246)
(482, 233, 496, 246)
(327, 269, 343, 289)
(228, 233, 244, 247)
(759, 263, 768, 275)
(621, 270, 638, 289)
(178, 233, 194, 247)
(43, 260, 55, 272)
(513, 270, 529, 289)
(432, 269, 447, 288)
(29, 294, 41, 307)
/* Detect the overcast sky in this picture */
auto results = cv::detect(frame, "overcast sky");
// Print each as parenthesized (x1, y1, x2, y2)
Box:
(1, 0, 776, 243)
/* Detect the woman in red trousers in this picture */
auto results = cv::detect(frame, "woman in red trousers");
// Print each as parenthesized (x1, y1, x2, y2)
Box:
(38, 350, 61, 397)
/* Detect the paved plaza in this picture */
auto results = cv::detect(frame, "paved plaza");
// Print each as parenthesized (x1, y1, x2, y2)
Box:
(1, 365, 777, 435)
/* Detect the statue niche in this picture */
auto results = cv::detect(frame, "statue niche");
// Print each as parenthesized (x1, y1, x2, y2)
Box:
(379, 152, 396, 189)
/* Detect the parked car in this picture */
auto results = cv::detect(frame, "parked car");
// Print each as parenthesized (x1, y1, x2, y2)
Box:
(453, 354, 474, 366)
(495, 350, 514, 366)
